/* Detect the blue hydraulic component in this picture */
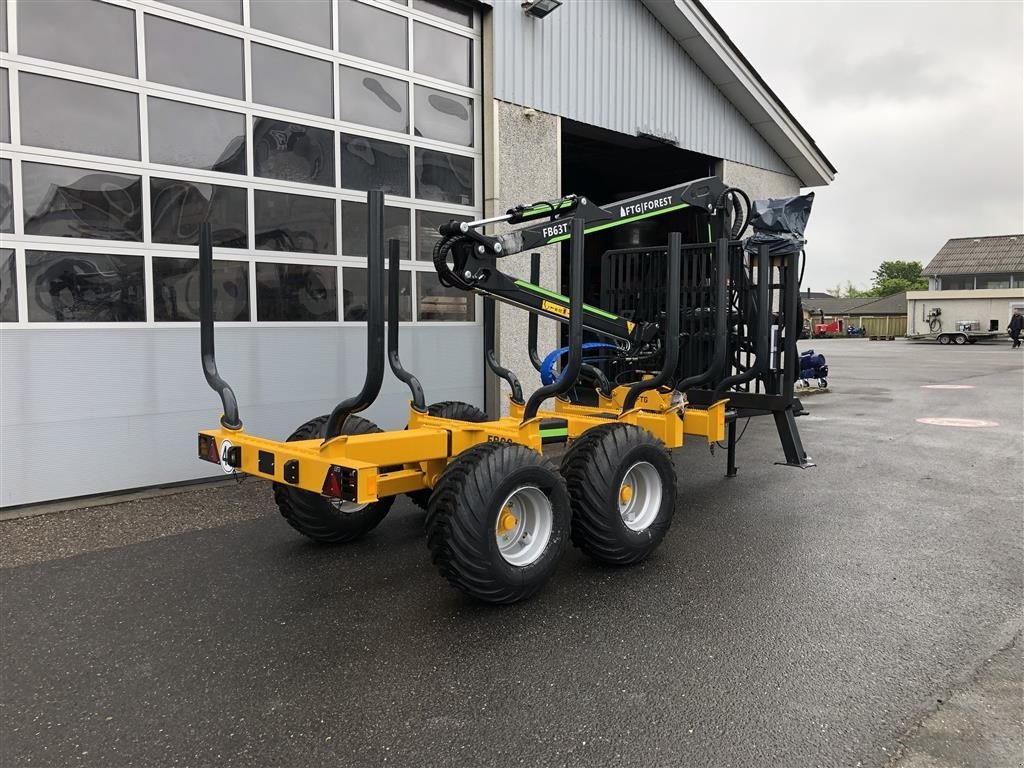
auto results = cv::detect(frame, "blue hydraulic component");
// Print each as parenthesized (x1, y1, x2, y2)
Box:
(540, 343, 619, 386)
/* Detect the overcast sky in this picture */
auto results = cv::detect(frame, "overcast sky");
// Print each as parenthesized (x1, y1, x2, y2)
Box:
(704, 0, 1024, 294)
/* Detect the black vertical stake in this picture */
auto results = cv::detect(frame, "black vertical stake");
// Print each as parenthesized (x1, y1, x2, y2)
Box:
(387, 237, 426, 411)
(523, 218, 584, 422)
(324, 191, 386, 440)
(527, 253, 543, 372)
(781, 249, 799, 406)
(199, 221, 242, 430)
(710, 242, 772, 401)
(622, 231, 682, 410)
(773, 249, 813, 467)
(483, 297, 524, 406)
(676, 236, 730, 392)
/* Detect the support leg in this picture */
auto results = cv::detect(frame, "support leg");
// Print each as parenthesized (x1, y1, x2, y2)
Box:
(725, 418, 738, 478)
(773, 408, 815, 468)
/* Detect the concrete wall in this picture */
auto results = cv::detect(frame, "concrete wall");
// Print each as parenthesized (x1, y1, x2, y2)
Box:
(717, 159, 801, 202)
(905, 289, 1024, 336)
(486, 100, 562, 414)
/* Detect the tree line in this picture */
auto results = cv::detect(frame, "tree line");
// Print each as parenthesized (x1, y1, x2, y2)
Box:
(830, 260, 928, 298)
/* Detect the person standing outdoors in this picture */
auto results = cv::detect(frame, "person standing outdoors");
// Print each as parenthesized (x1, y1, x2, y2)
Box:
(1009, 307, 1024, 349)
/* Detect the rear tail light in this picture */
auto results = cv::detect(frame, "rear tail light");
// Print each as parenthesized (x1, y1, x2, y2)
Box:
(198, 434, 219, 464)
(322, 466, 358, 502)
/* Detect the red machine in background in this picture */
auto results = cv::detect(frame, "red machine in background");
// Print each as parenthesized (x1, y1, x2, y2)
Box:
(813, 318, 845, 338)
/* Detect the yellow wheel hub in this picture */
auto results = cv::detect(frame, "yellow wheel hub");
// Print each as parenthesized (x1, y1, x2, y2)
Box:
(496, 506, 518, 535)
(619, 484, 634, 504)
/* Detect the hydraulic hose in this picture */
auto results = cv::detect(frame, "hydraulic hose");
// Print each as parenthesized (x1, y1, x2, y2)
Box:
(719, 187, 751, 239)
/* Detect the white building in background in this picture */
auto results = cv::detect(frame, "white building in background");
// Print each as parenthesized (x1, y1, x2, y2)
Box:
(907, 235, 1024, 337)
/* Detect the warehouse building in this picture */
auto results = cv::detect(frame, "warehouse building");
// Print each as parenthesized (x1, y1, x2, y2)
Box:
(0, 0, 834, 507)
(906, 235, 1024, 337)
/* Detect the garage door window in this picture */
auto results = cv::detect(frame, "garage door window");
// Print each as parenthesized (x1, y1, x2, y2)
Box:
(251, 0, 332, 48)
(255, 190, 336, 255)
(0, 248, 16, 322)
(160, 0, 242, 24)
(414, 22, 472, 86)
(343, 267, 412, 321)
(22, 163, 143, 242)
(154, 257, 250, 322)
(17, 0, 138, 78)
(415, 210, 470, 261)
(256, 262, 338, 321)
(145, 16, 244, 100)
(341, 201, 411, 260)
(251, 44, 334, 118)
(26, 251, 145, 322)
(418, 270, 474, 322)
(20, 74, 140, 161)
(0, 159, 12, 233)
(253, 118, 335, 187)
(415, 148, 473, 205)
(148, 98, 246, 175)
(340, 133, 411, 196)
(151, 178, 248, 249)
(339, 66, 409, 133)
(338, 1, 408, 70)
(415, 86, 473, 146)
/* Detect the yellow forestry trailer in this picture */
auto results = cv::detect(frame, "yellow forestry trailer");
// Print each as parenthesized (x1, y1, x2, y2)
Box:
(196, 181, 815, 604)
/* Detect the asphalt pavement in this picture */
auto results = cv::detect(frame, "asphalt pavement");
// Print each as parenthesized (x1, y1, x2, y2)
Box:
(2, 339, 1022, 768)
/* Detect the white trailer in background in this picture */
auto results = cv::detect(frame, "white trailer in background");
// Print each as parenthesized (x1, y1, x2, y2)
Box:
(906, 330, 1000, 345)
(906, 292, 1023, 345)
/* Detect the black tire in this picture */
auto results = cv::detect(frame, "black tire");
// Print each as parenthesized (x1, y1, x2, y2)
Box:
(561, 424, 676, 566)
(954, 334, 968, 345)
(273, 414, 394, 544)
(406, 401, 488, 510)
(426, 442, 570, 604)
(937, 334, 950, 345)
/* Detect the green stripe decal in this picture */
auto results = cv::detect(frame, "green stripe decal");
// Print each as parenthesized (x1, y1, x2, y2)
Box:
(513, 280, 619, 320)
(540, 428, 569, 437)
(545, 202, 691, 244)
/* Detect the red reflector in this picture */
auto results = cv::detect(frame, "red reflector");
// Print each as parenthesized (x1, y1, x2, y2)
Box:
(198, 434, 219, 464)
(322, 467, 343, 498)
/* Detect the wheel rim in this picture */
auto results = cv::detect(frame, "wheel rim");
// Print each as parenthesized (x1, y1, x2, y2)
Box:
(495, 485, 553, 566)
(618, 461, 663, 531)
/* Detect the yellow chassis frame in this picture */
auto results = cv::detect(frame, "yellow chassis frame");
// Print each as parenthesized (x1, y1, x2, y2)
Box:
(199, 386, 727, 505)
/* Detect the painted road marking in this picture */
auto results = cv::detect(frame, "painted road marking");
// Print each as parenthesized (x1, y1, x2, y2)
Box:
(916, 417, 999, 428)
(920, 384, 976, 389)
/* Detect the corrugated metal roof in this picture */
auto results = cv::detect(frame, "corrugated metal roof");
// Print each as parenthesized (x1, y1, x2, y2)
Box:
(923, 235, 1024, 276)
(806, 294, 908, 316)
(848, 293, 908, 315)
(805, 298, 875, 315)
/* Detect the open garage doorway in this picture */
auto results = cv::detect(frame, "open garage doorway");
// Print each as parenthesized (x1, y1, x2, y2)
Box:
(558, 119, 719, 327)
